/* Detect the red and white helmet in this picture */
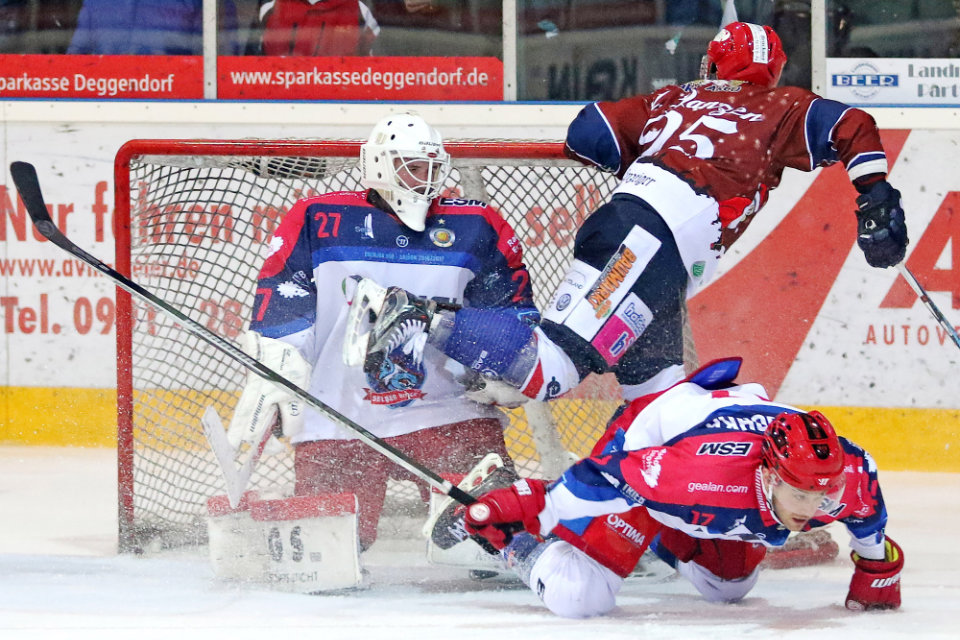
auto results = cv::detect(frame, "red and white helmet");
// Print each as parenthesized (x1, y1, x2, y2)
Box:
(761, 411, 845, 493)
(702, 22, 787, 88)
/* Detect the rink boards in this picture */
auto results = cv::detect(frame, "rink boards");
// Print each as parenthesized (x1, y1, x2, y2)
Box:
(0, 103, 958, 472)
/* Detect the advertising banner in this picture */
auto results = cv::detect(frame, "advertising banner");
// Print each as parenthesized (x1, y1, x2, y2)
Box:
(0, 123, 957, 467)
(218, 56, 502, 101)
(0, 55, 204, 99)
(691, 129, 959, 404)
(0, 55, 502, 101)
(827, 58, 960, 106)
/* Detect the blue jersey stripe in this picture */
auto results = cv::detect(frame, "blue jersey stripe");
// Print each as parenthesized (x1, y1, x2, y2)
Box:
(805, 98, 849, 167)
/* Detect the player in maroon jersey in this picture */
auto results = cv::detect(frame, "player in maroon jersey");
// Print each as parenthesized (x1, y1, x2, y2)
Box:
(451, 358, 903, 618)
(350, 21, 908, 410)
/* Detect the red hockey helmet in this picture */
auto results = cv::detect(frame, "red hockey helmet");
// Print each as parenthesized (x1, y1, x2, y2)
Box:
(703, 22, 787, 88)
(761, 411, 844, 492)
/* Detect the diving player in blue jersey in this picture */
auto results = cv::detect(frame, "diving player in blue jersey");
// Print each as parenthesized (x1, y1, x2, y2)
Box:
(451, 358, 903, 617)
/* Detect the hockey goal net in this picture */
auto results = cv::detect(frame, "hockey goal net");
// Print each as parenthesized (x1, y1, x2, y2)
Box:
(114, 139, 645, 552)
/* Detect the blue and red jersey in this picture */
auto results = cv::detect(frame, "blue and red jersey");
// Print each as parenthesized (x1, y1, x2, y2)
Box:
(540, 360, 889, 575)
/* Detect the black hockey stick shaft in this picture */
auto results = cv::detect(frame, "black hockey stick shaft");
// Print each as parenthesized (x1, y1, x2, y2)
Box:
(9, 161, 476, 506)
(897, 263, 960, 350)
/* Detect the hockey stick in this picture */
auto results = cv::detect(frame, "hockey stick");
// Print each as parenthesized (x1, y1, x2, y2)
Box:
(10, 161, 476, 507)
(897, 263, 960, 350)
(201, 406, 274, 508)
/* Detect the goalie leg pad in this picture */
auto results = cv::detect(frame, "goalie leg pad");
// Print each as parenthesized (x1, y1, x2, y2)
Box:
(206, 491, 268, 581)
(762, 529, 840, 570)
(250, 494, 362, 593)
(294, 439, 390, 551)
(425, 522, 507, 573)
(423, 453, 507, 541)
(423, 451, 517, 551)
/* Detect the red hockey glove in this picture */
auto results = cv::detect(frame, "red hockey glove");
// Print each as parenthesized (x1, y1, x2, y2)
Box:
(845, 537, 904, 611)
(463, 478, 547, 550)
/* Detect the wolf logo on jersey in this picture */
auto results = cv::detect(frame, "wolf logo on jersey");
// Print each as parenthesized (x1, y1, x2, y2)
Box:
(363, 347, 427, 408)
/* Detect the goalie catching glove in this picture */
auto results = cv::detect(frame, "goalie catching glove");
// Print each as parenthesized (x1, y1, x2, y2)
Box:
(854, 178, 908, 269)
(344, 277, 456, 374)
(227, 331, 312, 448)
(462, 478, 548, 550)
(845, 536, 903, 611)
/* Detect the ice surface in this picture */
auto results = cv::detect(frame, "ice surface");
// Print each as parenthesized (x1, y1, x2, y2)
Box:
(0, 446, 957, 639)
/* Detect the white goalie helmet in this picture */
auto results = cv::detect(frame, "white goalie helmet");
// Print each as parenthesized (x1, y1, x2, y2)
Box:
(359, 113, 452, 231)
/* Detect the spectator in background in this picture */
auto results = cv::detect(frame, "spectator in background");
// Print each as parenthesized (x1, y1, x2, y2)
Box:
(773, 1, 812, 89)
(259, 0, 379, 56)
(402, 0, 435, 14)
(367, 0, 500, 56)
(68, 0, 240, 55)
(666, 0, 722, 26)
(1, 0, 82, 53)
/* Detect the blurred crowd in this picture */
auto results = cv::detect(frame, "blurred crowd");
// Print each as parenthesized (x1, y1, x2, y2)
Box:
(0, 1, 956, 97)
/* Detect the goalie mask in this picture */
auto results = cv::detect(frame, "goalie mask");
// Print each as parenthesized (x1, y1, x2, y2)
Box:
(360, 113, 451, 232)
(701, 22, 787, 89)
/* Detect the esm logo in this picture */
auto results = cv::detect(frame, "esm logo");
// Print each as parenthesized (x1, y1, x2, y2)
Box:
(696, 441, 752, 456)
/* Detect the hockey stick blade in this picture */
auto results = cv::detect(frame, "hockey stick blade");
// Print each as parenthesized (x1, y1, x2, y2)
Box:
(11, 161, 476, 507)
(201, 406, 273, 509)
(897, 264, 960, 350)
(11, 161, 110, 269)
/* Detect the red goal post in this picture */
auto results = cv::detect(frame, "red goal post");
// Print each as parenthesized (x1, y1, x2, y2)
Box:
(113, 138, 629, 552)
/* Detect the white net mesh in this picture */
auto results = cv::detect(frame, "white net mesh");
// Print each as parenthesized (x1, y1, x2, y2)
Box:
(115, 139, 693, 551)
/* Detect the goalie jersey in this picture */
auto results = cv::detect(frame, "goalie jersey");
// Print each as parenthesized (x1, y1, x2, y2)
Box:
(250, 189, 537, 441)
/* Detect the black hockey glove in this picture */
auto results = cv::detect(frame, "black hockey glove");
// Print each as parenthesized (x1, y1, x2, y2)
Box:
(854, 180, 908, 268)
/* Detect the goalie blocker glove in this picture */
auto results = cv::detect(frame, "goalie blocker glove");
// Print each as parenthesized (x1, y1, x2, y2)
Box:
(845, 537, 904, 611)
(463, 478, 548, 550)
(226, 331, 312, 448)
(854, 178, 908, 268)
